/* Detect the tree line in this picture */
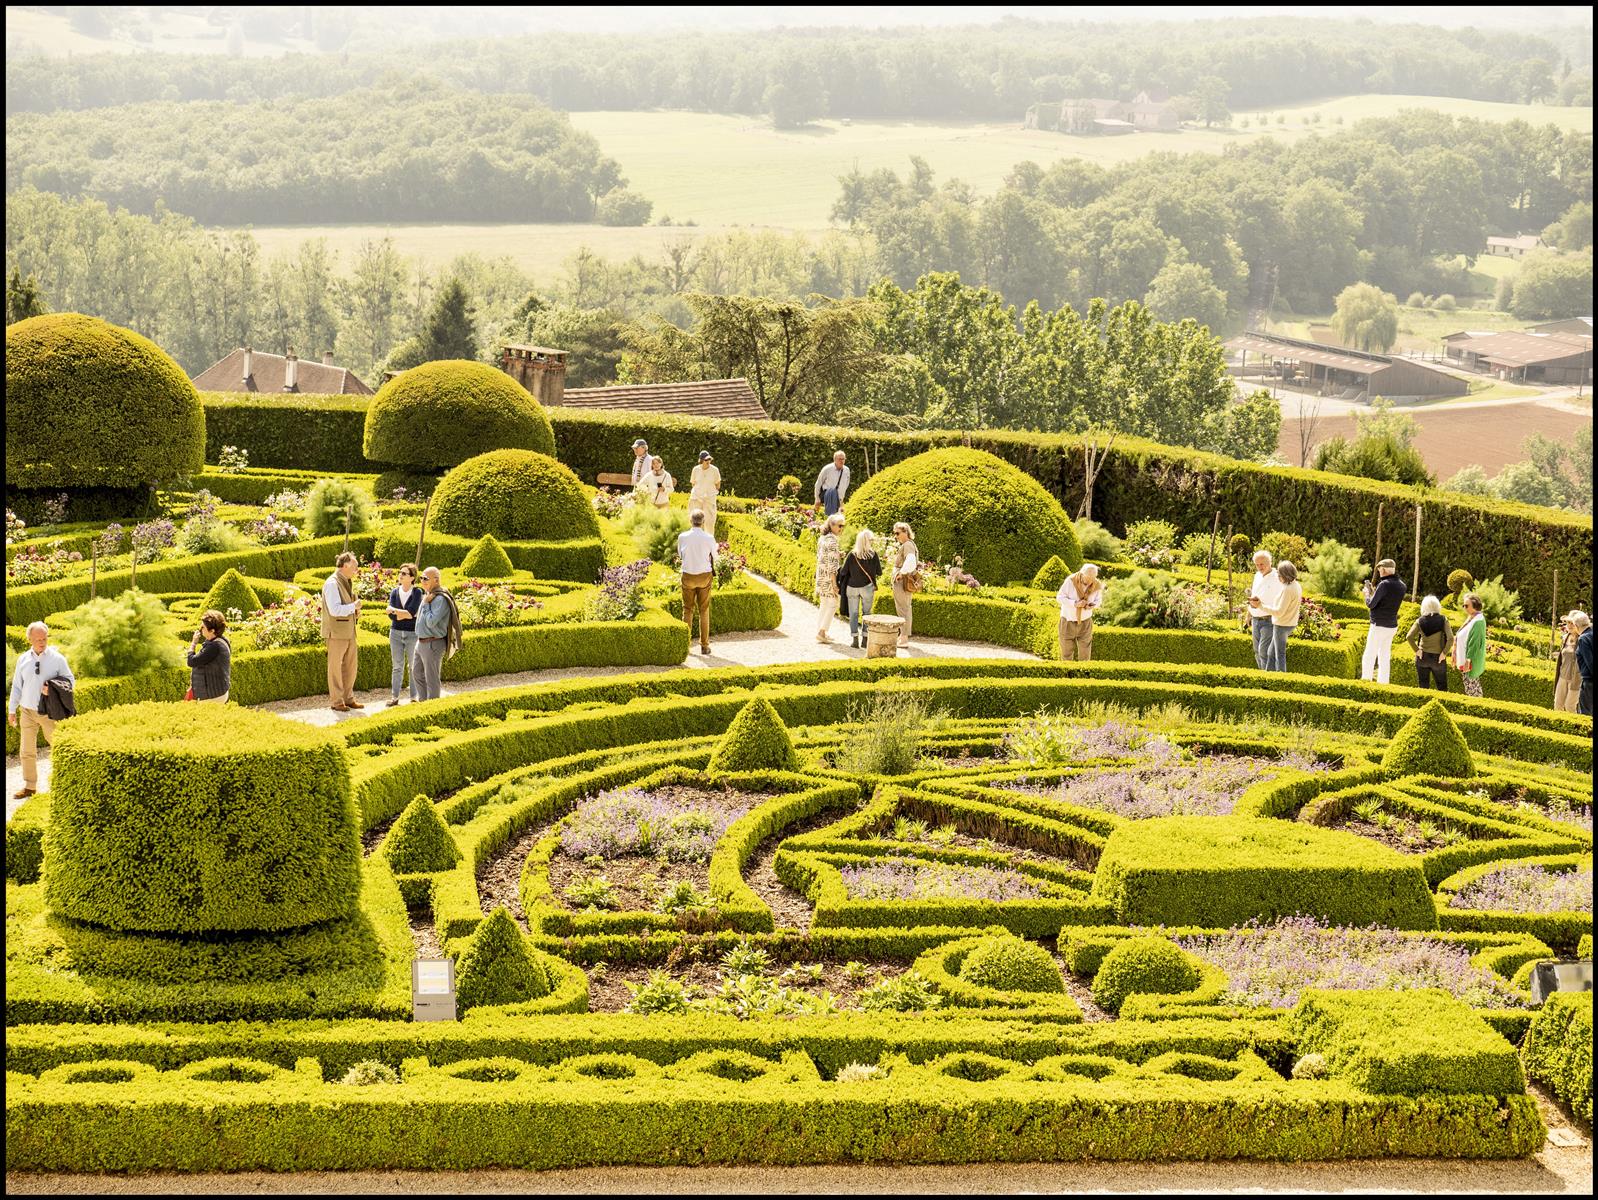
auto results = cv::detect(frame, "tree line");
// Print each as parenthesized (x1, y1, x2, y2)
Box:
(6, 17, 1588, 119)
(5, 78, 643, 225)
(836, 111, 1592, 321)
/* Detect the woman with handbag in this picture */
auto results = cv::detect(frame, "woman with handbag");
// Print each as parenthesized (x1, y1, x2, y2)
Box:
(840, 529, 881, 650)
(636, 455, 675, 510)
(890, 521, 921, 649)
(813, 512, 845, 644)
(186, 610, 232, 704)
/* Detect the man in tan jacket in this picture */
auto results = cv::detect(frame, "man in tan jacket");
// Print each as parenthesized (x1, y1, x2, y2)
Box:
(321, 552, 363, 712)
(1056, 563, 1103, 661)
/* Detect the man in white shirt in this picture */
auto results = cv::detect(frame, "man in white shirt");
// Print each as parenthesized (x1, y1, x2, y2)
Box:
(677, 509, 718, 656)
(1056, 563, 1104, 661)
(689, 450, 722, 537)
(321, 552, 363, 712)
(814, 451, 851, 515)
(8, 621, 74, 798)
(630, 439, 650, 486)
(1245, 550, 1280, 672)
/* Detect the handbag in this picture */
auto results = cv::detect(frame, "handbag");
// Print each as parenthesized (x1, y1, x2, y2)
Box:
(184, 687, 195, 701)
(901, 563, 926, 594)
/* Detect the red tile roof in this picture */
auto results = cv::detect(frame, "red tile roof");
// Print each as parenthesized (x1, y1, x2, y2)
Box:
(557, 378, 768, 421)
(191, 348, 374, 395)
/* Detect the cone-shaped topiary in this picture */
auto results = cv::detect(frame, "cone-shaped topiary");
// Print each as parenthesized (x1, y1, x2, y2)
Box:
(958, 934, 1065, 993)
(1382, 699, 1475, 778)
(201, 568, 262, 618)
(7, 313, 204, 490)
(363, 359, 555, 470)
(455, 907, 552, 1012)
(1091, 936, 1199, 1016)
(459, 533, 516, 579)
(843, 447, 1080, 586)
(708, 698, 800, 774)
(382, 794, 462, 875)
(430, 449, 601, 543)
(1030, 555, 1069, 591)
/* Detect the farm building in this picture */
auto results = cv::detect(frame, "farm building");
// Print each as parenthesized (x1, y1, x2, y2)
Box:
(1528, 316, 1592, 338)
(1225, 331, 1467, 401)
(1441, 329, 1592, 385)
(1026, 91, 1178, 134)
(499, 342, 768, 419)
(1484, 234, 1546, 259)
(192, 347, 373, 395)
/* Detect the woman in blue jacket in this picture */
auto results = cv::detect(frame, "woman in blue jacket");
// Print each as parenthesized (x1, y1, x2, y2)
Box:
(385, 563, 423, 706)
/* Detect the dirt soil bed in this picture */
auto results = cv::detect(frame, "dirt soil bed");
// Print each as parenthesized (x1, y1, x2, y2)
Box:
(1338, 816, 1476, 856)
(476, 821, 557, 927)
(742, 809, 843, 932)
(409, 909, 443, 960)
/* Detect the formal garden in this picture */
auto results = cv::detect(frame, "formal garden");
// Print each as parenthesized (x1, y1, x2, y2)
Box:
(4, 313, 1593, 1173)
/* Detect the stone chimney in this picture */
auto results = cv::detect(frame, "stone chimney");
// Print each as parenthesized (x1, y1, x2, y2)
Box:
(322, 349, 335, 366)
(242, 346, 253, 388)
(283, 348, 298, 392)
(500, 344, 567, 408)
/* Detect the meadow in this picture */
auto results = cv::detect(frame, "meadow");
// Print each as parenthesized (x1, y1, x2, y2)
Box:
(232, 96, 1593, 278)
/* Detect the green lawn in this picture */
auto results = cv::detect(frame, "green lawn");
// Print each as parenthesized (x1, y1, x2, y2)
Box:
(1268, 305, 1540, 356)
(232, 96, 1592, 278)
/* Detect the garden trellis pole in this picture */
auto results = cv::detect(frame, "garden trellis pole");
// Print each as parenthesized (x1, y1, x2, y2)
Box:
(1373, 501, 1384, 566)
(415, 496, 431, 569)
(89, 544, 97, 602)
(1225, 522, 1234, 611)
(342, 504, 352, 557)
(1205, 510, 1221, 586)
(1550, 570, 1559, 660)
(1412, 506, 1422, 597)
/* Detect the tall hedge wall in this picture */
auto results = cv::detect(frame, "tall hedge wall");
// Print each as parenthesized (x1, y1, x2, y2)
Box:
(197, 394, 1591, 614)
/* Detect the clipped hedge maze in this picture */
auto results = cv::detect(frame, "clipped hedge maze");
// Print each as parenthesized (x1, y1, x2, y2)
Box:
(5, 659, 1592, 1171)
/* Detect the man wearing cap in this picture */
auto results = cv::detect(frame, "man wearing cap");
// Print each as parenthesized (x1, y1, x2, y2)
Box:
(1360, 558, 1407, 685)
(689, 450, 722, 537)
(1553, 610, 1591, 713)
(630, 439, 650, 487)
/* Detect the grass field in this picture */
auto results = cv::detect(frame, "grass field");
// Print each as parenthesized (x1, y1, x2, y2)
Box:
(233, 96, 1592, 277)
(1268, 303, 1540, 356)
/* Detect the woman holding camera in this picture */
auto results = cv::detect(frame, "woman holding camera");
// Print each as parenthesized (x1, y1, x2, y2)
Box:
(186, 609, 232, 704)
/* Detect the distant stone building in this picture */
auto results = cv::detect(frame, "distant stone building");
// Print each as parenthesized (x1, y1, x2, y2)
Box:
(499, 343, 768, 420)
(1484, 234, 1546, 259)
(1026, 91, 1178, 135)
(191, 347, 373, 394)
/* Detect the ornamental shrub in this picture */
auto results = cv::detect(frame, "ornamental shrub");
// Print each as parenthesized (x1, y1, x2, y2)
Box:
(454, 908, 553, 1013)
(958, 935, 1066, 993)
(363, 360, 555, 470)
(382, 795, 462, 875)
(6, 313, 204, 490)
(1179, 530, 1226, 570)
(304, 477, 376, 539)
(1302, 537, 1371, 600)
(1123, 519, 1178, 568)
(707, 698, 800, 774)
(620, 502, 690, 563)
(459, 534, 515, 580)
(341, 1061, 401, 1086)
(1091, 936, 1199, 1016)
(1447, 569, 1474, 601)
(58, 589, 183, 679)
(1031, 555, 1069, 591)
(842, 448, 1079, 585)
(1074, 518, 1124, 563)
(201, 569, 262, 618)
(1471, 575, 1523, 623)
(1260, 531, 1311, 568)
(430, 450, 600, 544)
(43, 702, 359, 933)
(1382, 699, 1475, 779)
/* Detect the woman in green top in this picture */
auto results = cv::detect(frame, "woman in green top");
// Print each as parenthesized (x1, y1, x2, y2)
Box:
(1452, 592, 1488, 698)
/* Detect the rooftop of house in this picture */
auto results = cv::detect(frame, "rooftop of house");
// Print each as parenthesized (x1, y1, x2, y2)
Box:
(191, 347, 373, 395)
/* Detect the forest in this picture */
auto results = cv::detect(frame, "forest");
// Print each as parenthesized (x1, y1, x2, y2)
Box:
(4, 78, 640, 224)
(4, 16, 1589, 118)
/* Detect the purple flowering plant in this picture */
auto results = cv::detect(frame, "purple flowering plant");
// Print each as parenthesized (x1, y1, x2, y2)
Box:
(1451, 864, 1591, 915)
(839, 860, 1044, 902)
(559, 788, 748, 862)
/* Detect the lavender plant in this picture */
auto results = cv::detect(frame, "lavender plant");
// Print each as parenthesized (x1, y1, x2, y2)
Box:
(130, 518, 176, 565)
(1020, 757, 1267, 820)
(559, 788, 748, 862)
(583, 560, 651, 621)
(1451, 865, 1592, 914)
(839, 860, 1043, 902)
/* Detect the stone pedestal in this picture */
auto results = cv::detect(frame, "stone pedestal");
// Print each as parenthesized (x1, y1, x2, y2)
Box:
(863, 615, 904, 658)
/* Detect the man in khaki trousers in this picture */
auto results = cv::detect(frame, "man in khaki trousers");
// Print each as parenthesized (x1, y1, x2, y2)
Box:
(321, 552, 363, 712)
(676, 510, 717, 655)
(1056, 563, 1103, 661)
(8, 621, 75, 799)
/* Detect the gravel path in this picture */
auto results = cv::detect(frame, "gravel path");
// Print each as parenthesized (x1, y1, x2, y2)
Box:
(7, 576, 1033, 813)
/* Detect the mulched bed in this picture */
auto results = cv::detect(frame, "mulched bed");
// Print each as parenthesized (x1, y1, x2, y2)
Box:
(409, 908, 443, 960)
(870, 820, 1079, 869)
(1059, 962, 1114, 1022)
(585, 958, 908, 1014)
(1337, 816, 1473, 856)
(548, 784, 777, 915)
(360, 812, 401, 858)
(743, 809, 842, 932)
(476, 821, 557, 927)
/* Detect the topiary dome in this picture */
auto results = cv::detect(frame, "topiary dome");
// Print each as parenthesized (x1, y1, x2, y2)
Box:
(708, 698, 800, 774)
(958, 934, 1066, 993)
(1090, 936, 1199, 1016)
(460, 533, 516, 579)
(382, 794, 462, 875)
(363, 359, 556, 470)
(43, 702, 359, 933)
(201, 568, 262, 618)
(843, 448, 1080, 586)
(1382, 699, 1475, 779)
(455, 907, 554, 1013)
(6, 313, 204, 490)
(430, 450, 600, 543)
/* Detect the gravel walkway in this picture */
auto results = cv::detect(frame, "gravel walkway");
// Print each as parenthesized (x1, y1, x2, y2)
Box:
(6, 578, 1032, 814)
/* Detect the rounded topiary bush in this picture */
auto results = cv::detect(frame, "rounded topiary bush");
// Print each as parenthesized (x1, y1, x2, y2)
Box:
(363, 360, 555, 470)
(6, 313, 204, 491)
(958, 935, 1065, 993)
(455, 908, 554, 1013)
(1091, 936, 1199, 1016)
(708, 697, 800, 774)
(201, 568, 262, 618)
(1382, 699, 1475, 779)
(430, 450, 600, 543)
(843, 448, 1079, 586)
(43, 703, 360, 933)
(382, 795, 462, 875)
(1030, 554, 1069, 592)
